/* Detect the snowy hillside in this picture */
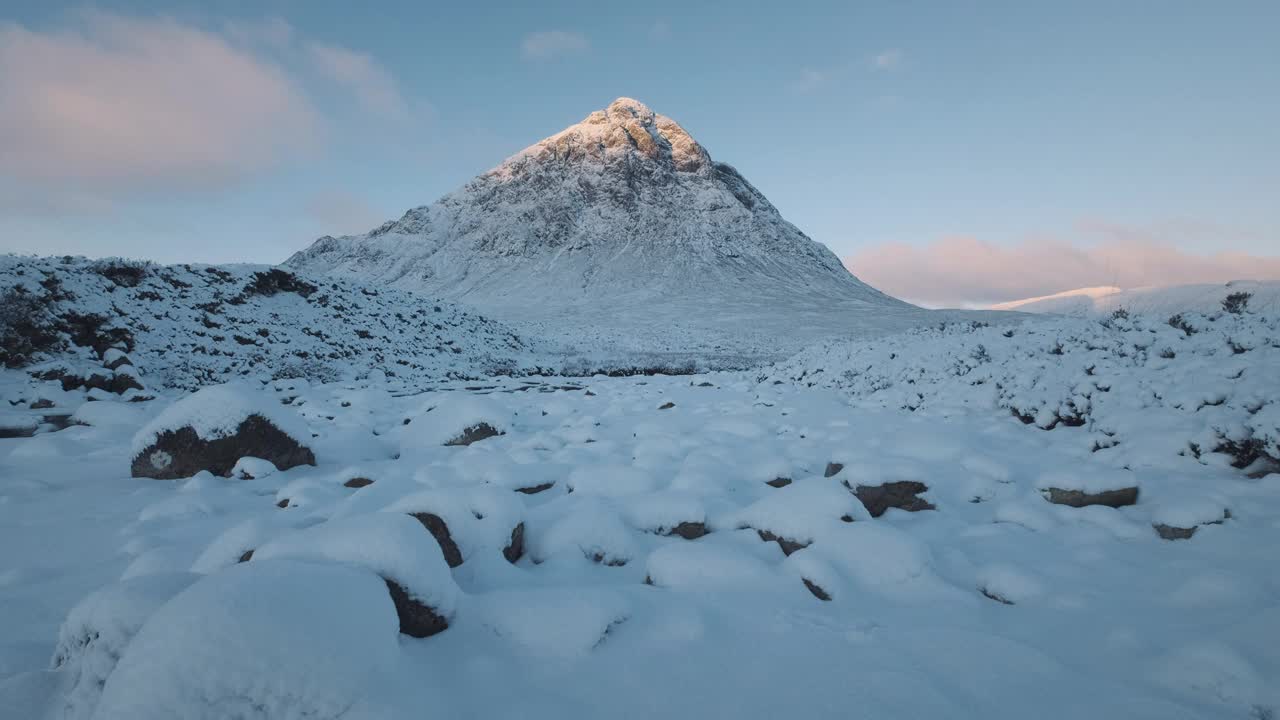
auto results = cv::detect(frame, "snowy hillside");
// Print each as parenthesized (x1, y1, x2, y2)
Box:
(0, 255, 537, 390)
(992, 280, 1280, 317)
(2, 359, 1278, 718)
(286, 98, 956, 357)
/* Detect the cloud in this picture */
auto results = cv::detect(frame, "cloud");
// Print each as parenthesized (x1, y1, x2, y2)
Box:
(845, 235, 1280, 308)
(307, 42, 409, 120)
(520, 30, 589, 60)
(872, 49, 902, 70)
(0, 13, 417, 207)
(0, 13, 321, 195)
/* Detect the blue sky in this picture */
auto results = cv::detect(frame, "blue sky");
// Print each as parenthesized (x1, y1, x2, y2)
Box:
(1, 1, 1277, 303)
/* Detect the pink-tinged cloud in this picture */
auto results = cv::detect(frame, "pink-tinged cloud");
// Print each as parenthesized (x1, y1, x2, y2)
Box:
(307, 42, 409, 119)
(845, 236, 1280, 308)
(0, 13, 322, 194)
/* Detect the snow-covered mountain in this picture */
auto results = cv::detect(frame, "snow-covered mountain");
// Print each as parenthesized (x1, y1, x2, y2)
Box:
(991, 280, 1280, 317)
(286, 98, 951, 358)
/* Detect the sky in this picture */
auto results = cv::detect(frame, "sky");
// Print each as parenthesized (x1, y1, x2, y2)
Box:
(1, 0, 1277, 306)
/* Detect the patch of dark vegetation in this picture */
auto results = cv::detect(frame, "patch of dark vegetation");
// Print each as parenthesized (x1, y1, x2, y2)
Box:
(90, 259, 149, 288)
(241, 269, 317, 299)
(1222, 291, 1252, 315)
(0, 285, 61, 368)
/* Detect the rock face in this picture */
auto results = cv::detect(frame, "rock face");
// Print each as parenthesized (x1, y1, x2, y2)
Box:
(130, 415, 316, 480)
(384, 578, 449, 638)
(1043, 487, 1139, 509)
(408, 512, 464, 568)
(851, 481, 935, 518)
(285, 98, 914, 357)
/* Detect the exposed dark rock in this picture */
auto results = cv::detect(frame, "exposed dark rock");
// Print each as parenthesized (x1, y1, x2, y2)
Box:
(1153, 509, 1230, 540)
(515, 482, 554, 494)
(384, 578, 449, 638)
(276, 498, 290, 508)
(444, 422, 503, 446)
(756, 529, 810, 556)
(408, 512, 463, 567)
(0, 424, 36, 439)
(589, 552, 628, 567)
(504, 522, 525, 563)
(839, 514, 855, 523)
(238, 549, 255, 563)
(343, 477, 374, 489)
(29, 398, 54, 410)
(980, 587, 1014, 605)
(823, 462, 844, 478)
(665, 521, 709, 540)
(850, 481, 935, 518)
(1044, 486, 1139, 508)
(765, 477, 792, 488)
(131, 414, 316, 480)
(103, 353, 134, 371)
(803, 578, 831, 601)
(658, 402, 675, 410)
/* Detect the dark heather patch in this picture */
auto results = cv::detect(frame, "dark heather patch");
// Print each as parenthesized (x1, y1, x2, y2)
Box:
(444, 422, 503, 446)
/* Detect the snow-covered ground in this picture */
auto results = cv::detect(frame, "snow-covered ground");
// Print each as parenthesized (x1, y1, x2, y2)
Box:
(2, 305, 1278, 718)
(991, 280, 1280, 317)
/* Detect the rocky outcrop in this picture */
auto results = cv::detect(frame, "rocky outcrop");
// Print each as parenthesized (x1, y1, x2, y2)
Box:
(131, 415, 315, 480)
(850, 481, 935, 517)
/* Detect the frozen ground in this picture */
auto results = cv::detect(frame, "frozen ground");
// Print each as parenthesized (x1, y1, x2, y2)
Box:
(1, 312, 1278, 718)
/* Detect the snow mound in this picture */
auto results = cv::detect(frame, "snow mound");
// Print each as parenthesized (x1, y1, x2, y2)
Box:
(253, 513, 459, 618)
(93, 560, 399, 720)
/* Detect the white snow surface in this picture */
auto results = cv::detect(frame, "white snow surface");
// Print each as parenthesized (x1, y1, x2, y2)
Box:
(1, 311, 1278, 718)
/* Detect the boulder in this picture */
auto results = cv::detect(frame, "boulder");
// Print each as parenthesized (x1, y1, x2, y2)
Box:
(765, 477, 792, 488)
(665, 521, 709, 540)
(504, 522, 525, 563)
(756, 529, 810, 556)
(344, 476, 375, 488)
(131, 415, 316, 480)
(1153, 509, 1231, 540)
(384, 578, 449, 638)
(408, 512, 464, 567)
(802, 578, 831, 601)
(515, 481, 554, 494)
(823, 462, 844, 478)
(850, 481, 935, 518)
(1043, 486, 1139, 508)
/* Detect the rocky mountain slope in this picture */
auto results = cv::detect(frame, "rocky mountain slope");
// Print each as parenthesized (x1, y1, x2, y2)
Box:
(286, 98, 951, 358)
(0, 256, 538, 390)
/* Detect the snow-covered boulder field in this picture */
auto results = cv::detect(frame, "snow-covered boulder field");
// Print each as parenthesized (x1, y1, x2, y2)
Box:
(2, 354, 1278, 718)
(770, 310, 1280, 476)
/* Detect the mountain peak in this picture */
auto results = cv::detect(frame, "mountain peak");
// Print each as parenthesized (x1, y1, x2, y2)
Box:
(509, 97, 711, 175)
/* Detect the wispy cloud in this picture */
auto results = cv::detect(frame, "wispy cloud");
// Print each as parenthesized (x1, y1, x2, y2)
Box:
(872, 49, 902, 70)
(520, 30, 589, 60)
(307, 41, 409, 120)
(845, 233, 1280, 307)
(0, 12, 418, 208)
(0, 13, 320, 195)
